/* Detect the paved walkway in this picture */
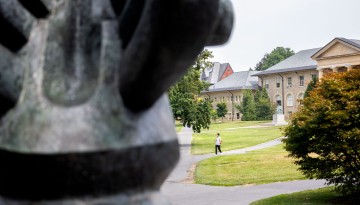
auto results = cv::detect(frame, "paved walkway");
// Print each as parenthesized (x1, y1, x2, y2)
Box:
(161, 126, 327, 205)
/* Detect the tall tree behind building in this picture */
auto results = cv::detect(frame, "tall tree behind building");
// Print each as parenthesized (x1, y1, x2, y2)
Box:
(168, 49, 213, 133)
(255, 47, 295, 71)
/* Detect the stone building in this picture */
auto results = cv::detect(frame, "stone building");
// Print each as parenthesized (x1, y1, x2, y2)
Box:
(254, 37, 360, 119)
(201, 70, 259, 120)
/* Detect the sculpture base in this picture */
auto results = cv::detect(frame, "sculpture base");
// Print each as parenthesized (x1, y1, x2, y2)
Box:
(0, 139, 179, 204)
(0, 191, 170, 205)
(272, 114, 287, 126)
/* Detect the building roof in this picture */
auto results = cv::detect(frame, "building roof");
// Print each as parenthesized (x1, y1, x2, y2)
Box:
(201, 62, 232, 84)
(338, 38, 360, 50)
(254, 48, 320, 76)
(218, 63, 229, 81)
(203, 71, 259, 92)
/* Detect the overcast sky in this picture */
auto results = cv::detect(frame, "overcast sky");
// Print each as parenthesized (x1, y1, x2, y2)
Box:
(207, 0, 360, 71)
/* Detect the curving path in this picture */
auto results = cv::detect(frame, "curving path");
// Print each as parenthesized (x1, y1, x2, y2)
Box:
(161, 127, 327, 205)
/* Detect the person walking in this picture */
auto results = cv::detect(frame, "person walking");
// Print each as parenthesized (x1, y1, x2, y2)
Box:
(215, 133, 222, 155)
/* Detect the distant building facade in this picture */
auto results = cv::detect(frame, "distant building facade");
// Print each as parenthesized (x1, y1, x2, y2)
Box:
(201, 64, 259, 120)
(254, 37, 360, 119)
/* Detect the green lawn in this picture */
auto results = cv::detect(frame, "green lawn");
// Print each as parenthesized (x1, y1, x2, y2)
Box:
(174, 120, 185, 132)
(194, 144, 306, 186)
(175, 123, 183, 132)
(192, 121, 285, 155)
(250, 187, 357, 205)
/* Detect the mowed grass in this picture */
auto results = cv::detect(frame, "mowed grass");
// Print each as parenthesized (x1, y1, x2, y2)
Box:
(175, 123, 184, 132)
(251, 187, 357, 205)
(191, 121, 285, 155)
(194, 144, 306, 186)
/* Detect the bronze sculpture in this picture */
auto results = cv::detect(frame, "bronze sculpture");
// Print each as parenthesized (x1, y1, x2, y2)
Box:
(0, 0, 233, 204)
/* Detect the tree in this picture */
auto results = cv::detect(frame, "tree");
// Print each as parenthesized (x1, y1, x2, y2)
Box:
(255, 47, 295, 71)
(236, 90, 256, 121)
(283, 70, 360, 199)
(210, 109, 218, 122)
(254, 88, 275, 120)
(169, 49, 213, 133)
(304, 75, 318, 98)
(216, 103, 228, 121)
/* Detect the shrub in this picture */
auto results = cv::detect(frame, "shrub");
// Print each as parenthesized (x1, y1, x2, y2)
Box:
(284, 69, 360, 198)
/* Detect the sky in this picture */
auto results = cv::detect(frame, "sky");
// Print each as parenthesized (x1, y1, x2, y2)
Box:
(207, 0, 360, 71)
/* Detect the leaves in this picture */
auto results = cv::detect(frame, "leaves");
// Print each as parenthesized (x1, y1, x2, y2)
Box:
(236, 89, 274, 121)
(254, 47, 295, 71)
(168, 49, 213, 133)
(216, 102, 227, 119)
(284, 70, 360, 198)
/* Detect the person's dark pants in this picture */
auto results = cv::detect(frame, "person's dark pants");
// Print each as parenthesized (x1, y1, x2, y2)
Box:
(215, 145, 222, 155)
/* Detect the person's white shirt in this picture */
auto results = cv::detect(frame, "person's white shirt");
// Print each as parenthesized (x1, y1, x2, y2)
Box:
(215, 136, 222, 145)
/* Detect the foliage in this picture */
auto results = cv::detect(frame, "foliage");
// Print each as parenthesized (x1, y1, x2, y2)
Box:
(304, 75, 318, 98)
(255, 47, 295, 71)
(216, 102, 228, 120)
(254, 88, 275, 120)
(169, 49, 213, 133)
(284, 70, 360, 198)
(237, 89, 274, 121)
(210, 109, 218, 122)
(237, 90, 256, 120)
(195, 144, 305, 186)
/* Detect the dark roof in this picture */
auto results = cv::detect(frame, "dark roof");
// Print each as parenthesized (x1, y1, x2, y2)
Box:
(203, 71, 259, 92)
(254, 48, 320, 76)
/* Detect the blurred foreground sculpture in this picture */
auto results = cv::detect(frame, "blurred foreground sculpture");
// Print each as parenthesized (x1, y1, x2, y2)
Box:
(0, 0, 233, 204)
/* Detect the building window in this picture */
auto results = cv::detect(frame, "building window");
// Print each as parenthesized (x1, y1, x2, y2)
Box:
(287, 77, 292, 87)
(287, 94, 294, 106)
(276, 78, 281, 88)
(264, 80, 269, 88)
(299, 76, 304, 86)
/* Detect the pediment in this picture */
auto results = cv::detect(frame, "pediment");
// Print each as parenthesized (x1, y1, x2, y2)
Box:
(313, 39, 360, 60)
(318, 42, 360, 58)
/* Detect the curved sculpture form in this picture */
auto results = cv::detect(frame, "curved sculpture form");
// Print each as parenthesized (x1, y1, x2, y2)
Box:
(0, 0, 233, 204)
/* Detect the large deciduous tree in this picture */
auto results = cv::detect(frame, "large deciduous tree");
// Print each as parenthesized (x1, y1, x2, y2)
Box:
(255, 47, 295, 71)
(169, 49, 213, 133)
(284, 70, 360, 199)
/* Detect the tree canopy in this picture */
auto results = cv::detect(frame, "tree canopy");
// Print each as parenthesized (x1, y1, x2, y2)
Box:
(304, 75, 317, 98)
(254, 88, 275, 120)
(284, 70, 360, 199)
(236, 89, 274, 121)
(216, 102, 228, 120)
(254, 47, 295, 71)
(236, 90, 256, 121)
(168, 49, 213, 133)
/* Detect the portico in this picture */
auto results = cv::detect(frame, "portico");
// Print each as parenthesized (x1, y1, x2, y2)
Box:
(312, 38, 360, 78)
